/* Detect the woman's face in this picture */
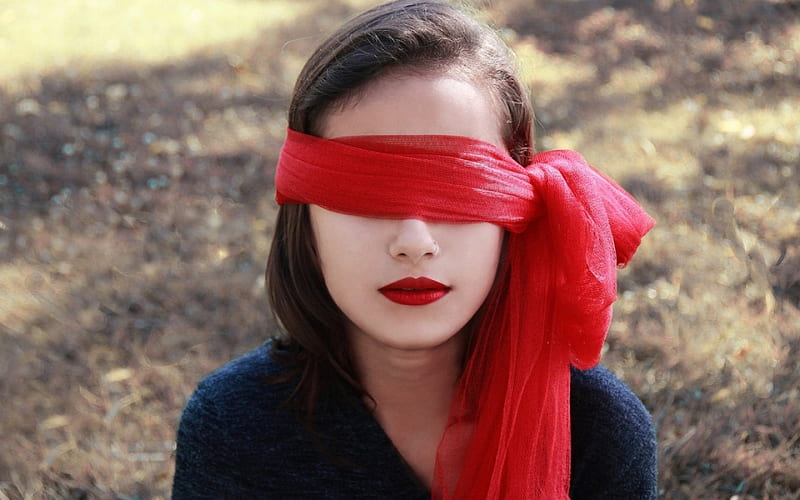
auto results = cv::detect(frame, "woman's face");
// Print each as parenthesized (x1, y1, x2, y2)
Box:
(310, 73, 505, 353)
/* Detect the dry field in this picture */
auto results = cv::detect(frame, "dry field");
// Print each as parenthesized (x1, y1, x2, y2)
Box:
(1, 0, 798, 498)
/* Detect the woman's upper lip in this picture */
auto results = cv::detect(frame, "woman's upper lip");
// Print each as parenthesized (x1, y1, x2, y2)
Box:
(379, 277, 449, 291)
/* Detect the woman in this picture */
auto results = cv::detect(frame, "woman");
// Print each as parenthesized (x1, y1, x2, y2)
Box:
(173, 1, 658, 497)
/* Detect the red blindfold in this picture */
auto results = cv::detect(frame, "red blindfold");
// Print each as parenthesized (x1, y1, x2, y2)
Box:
(275, 128, 654, 498)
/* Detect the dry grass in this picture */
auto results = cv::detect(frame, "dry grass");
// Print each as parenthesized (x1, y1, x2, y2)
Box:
(0, 0, 309, 89)
(1, 0, 799, 498)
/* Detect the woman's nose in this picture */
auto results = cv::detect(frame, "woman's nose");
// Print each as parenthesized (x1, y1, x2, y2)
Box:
(388, 219, 439, 263)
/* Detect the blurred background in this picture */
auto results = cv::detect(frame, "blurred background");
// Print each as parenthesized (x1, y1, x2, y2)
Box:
(0, 0, 798, 497)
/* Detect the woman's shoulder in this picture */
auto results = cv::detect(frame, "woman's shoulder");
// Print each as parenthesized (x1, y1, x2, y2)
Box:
(174, 341, 347, 497)
(176, 339, 300, 449)
(570, 364, 653, 425)
(187, 339, 295, 417)
(197, 339, 288, 386)
(569, 365, 658, 499)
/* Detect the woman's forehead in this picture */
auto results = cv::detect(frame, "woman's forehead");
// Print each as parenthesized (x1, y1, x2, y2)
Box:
(321, 73, 507, 153)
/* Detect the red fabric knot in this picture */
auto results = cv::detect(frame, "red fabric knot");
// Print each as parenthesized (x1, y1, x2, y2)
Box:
(274, 128, 655, 499)
(528, 151, 619, 369)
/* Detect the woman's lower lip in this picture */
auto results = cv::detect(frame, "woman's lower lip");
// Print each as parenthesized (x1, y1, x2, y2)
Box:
(380, 289, 449, 306)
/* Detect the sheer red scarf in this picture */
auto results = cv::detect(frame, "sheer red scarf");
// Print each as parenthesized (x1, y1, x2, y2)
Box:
(275, 128, 654, 498)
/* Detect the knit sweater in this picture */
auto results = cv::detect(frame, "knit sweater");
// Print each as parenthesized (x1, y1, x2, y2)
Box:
(172, 341, 657, 498)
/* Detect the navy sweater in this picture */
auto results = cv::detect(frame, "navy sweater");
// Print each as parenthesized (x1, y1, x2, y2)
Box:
(173, 342, 657, 498)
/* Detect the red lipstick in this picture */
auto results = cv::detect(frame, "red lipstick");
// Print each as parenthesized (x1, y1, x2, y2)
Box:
(379, 277, 450, 306)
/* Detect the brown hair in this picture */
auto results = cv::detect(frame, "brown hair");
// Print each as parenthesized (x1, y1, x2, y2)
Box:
(266, 0, 533, 413)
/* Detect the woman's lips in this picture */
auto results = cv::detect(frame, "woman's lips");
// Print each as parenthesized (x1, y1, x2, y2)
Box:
(379, 277, 451, 306)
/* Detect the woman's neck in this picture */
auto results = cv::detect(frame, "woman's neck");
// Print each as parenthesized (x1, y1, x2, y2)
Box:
(349, 331, 465, 488)
(356, 339, 462, 408)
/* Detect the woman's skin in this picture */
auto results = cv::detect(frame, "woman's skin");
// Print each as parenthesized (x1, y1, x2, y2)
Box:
(309, 72, 507, 488)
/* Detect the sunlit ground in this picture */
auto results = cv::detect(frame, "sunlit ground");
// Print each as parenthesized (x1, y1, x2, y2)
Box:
(0, 0, 312, 86)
